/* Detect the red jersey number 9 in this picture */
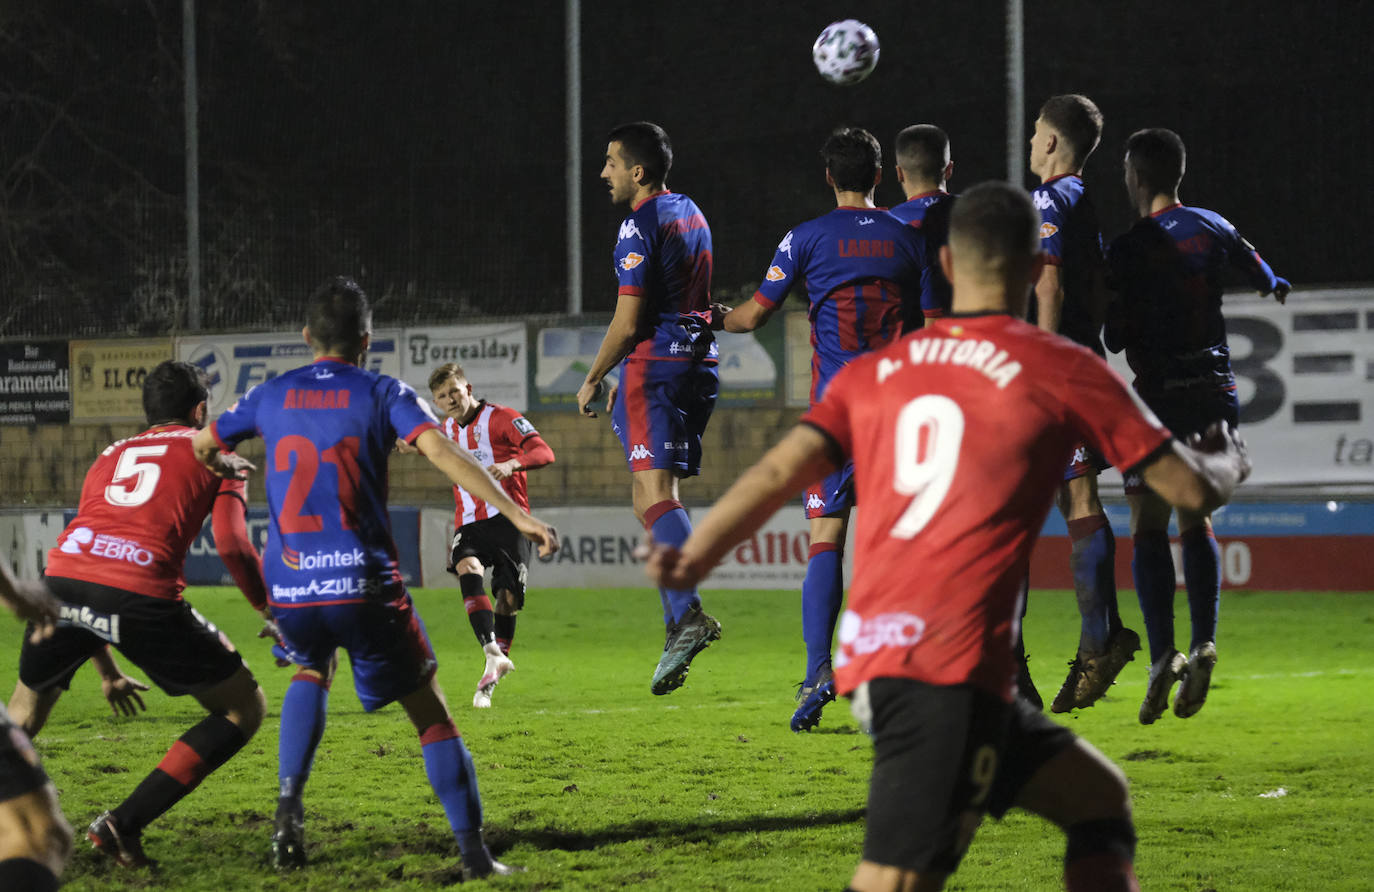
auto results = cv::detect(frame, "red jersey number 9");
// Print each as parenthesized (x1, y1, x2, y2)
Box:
(891, 395, 964, 539)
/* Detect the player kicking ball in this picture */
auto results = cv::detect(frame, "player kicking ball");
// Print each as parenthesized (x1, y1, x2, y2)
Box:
(426, 363, 555, 708)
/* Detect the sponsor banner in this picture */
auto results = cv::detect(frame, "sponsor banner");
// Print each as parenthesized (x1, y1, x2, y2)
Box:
(531, 322, 783, 410)
(0, 512, 67, 580)
(0, 341, 70, 424)
(176, 330, 403, 416)
(70, 339, 174, 421)
(1105, 288, 1374, 484)
(400, 324, 528, 412)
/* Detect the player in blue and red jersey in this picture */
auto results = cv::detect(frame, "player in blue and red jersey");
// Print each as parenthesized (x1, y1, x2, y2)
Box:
(1025, 94, 1142, 715)
(576, 122, 723, 696)
(721, 126, 923, 731)
(194, 277, 558, 878)
(1107, 128, 1290, 724)
(889, 124, 956, 326)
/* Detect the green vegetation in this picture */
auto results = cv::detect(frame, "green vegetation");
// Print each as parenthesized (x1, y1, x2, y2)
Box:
(7, 586, 1372, 890)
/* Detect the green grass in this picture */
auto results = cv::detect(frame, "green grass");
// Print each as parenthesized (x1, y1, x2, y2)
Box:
(6, 586, 1373, 890)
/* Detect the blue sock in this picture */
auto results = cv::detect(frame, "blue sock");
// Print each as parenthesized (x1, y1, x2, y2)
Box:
(421, 724, 491, 871)
(1132, 531, 1176, 664)
(647, 500, 701, 625)
(1068, 516, 1117, 654)
(1181, 526, 1221, 651)
(801, 544, 843, 682)
(278, 675, 329, 799)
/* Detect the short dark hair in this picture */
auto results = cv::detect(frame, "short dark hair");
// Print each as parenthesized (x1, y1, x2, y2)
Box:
(894, 124, 950, 182)
(821, 126, 882, 192)
(607, 121, 673, 187)
(427, 362, 467, 392)
(1038, 94, 1103, 165)
(947, 181, 1040, 280)
(307, 276, 372, 356)
(142, 360, 208, 426)
(1125, 128, 1187, 194)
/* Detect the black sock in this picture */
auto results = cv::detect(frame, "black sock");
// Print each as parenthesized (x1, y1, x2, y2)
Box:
(113, 714, 248, 831)
(0, 858, 59, 892)
(494, 613, 516, 654)
(459, 574, 496, 646)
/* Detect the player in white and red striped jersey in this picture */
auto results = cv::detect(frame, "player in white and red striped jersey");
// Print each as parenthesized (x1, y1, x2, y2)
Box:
(428, 363, 554, 708)
(648, 182, 1252, 892)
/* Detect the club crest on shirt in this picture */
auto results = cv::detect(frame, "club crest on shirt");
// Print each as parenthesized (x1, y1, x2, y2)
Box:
(765, 265, 787, 282)
(1039, 222, 1059, 239)
(621, 252, 645, 271)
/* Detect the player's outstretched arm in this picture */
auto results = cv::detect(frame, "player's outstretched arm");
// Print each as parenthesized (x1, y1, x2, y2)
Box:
(576, 293, 644, 417)
(190, 428, 257, 480)
(90, 647, 150, 718)
(0, 560, 60, 643)
(1140, 421, 1252, 514)
(414, 429, 559, 557)
(488, 433, 555, 481)
(721, 298, 775, 333)
(647, 425, 838, 590)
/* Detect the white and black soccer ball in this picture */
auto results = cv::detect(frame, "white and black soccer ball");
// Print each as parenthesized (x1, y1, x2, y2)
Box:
(812, 19, 880, 86)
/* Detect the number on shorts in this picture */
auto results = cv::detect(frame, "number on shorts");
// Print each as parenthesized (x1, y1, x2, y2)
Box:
(891, 395, 964, 538)
(104, 445, 169, 507)
(968, 744, 998, 807)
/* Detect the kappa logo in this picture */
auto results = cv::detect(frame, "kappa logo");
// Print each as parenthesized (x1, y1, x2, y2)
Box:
(620, 252, 645, 271)
(629, 444, 654, 461)
(1072, 446, 1088, 465)
(778, 230, 794, 259)
(1039, 222, 1059, 239)
(618, 219, 643, 242)
(1032, 191, 1054, 211)
(806, 492, 824, 510)
(765, 265, 787, 282)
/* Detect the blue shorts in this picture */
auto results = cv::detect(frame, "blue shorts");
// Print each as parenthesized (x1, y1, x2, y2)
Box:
(1125, 387, 1238, 494)
(805, 461, 855, 520)
(274, 595, 437, 712)
(611, 358, 718, 476)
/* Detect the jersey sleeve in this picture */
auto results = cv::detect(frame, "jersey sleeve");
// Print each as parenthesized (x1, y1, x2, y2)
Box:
(1035, 188, 1068, 266)
(800, 358, 859, 459)
(211, 384, 264, 451)
(492, 406, 540, 444)
(752, 229, 802, 309)
(385, 377, 441, 444)
(1216, 215, 1283, 293)
(1061, 351, 1171, 471)
(613, 211, 654, 297)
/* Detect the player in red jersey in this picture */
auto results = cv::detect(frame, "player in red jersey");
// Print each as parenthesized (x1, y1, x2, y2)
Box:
(427, 363, 555, 708)
(0, 563, 71, 892)
(1026, 94, 1143, 713)
(8, 361, 272, 869)
(647, 182, 1251, 892)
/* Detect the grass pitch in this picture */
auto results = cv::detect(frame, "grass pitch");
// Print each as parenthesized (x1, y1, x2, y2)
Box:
(6, 585, 1373, 890)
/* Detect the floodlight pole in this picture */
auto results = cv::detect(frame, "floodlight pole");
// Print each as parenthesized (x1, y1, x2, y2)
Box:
(566, 0, 583, 315)
(1006, 0, 1025, 186)
(183, 0, 202, 330)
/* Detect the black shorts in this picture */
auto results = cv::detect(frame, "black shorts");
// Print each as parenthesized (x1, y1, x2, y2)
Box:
(0, 702, 50, 803)
(450, 516, 532, 607)
(20, 576, 245, 697)
(855, 677, 1075, 874)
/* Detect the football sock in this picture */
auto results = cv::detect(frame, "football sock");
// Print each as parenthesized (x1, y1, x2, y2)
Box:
(278, 673, 330, 801)
(0, 859, 58, 892)
(459, 574, 496, 646)
(1131, 531, 1176, 664)
(644, 500, 700, 625)
(1064, 817, 1140, 892)
(1068, 515, 1117, 654)
(419, 720, 492, 873)
(801, 543, 843, 682)
(1180, 525, 1221, 650)
(113, 714, 248, 831)
(494, 613, 516, 655)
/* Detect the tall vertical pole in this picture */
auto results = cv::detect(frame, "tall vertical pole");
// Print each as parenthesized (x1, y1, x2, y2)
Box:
(566, 0, 583, 315)
(183, 0, 202, 329)
(1006, 0, 1025, 186)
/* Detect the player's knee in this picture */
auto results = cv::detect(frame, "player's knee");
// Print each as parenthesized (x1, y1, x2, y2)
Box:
(226, 683, 268, 738)
(456, 558, 484, 577)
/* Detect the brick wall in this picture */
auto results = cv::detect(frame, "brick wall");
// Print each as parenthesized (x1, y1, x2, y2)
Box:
(0, 406, 805, 510)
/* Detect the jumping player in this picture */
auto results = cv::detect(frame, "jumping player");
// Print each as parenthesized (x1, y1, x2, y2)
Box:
(10, 360, 271, 869)
(576, 121, 722, 696)
(1026, 94, 1141, 713)
(194, 276, 557, 877)
(720, 126, 922, 731)
(0, 563, 70, 892)
(647, 181, 1252, 892)
(889, 123, 956, 326)
(428, 363, 555, 708)
(1107, 128, 1290, 723)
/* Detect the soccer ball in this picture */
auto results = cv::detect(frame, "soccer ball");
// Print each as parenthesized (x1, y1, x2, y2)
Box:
(812, 19, 880, 86)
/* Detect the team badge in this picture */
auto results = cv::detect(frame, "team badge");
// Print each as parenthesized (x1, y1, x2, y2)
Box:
(1039, 222, 1059, 239)
(765, 265, 787, 282)
(513, 417, 537, 436)
(620, 252, 645, 270)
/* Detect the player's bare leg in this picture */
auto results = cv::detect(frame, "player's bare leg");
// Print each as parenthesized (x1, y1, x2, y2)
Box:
(636, 469, 720, 695)
(1050, 474, 1140, 713)
(6, 682, 60, 738)
(850, 860, 950, 891)
(1012, 738, 1141, 891)
(0, 786, 73, 891)
(1172, 509, 1219, 718)
(794, 512, 848, 731)
(399, 677, 520, 879)
(1128, 491, 1186, 724)
(272, 657, 335, 869)
(93, 666, 265, 869)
